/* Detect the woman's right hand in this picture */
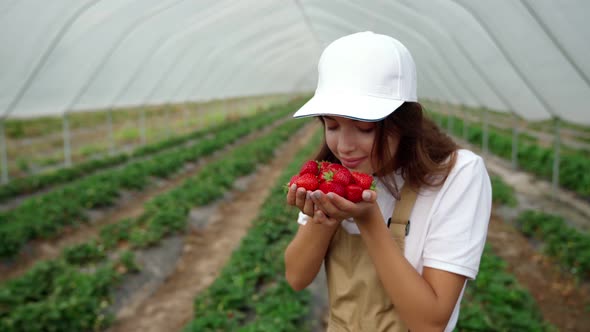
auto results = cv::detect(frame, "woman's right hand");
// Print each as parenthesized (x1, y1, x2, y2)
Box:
(286, 184, 315, 217)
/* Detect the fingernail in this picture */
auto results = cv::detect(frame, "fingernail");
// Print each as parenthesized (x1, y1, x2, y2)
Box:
(312, 192, 321, 199)
(290, 184, 296, 190)
(362, 191, 371, 201)
(306, 191, 311, 199)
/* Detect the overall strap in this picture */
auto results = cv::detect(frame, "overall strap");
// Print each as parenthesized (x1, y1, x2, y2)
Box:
(389, 183, 418, 252)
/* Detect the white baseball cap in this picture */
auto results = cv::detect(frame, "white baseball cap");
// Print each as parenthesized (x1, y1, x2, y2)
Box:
(293, 31, 417, 122)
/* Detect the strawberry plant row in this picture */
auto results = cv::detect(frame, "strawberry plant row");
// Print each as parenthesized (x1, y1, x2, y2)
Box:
(455, 176, 555, 331)
(488, 165, 588, 281)
(0, 104, 296, 259)
(456, 245, 556, 331)
(489, 164, 589, 282)
(515, 210, 590, 280)
(36, 118, 308, 268)
(432, 112, 590, 197)
(490, 175, 518, 207)
(183, 132, 323, 332)
(94, 118, 308, 253)
(0, 118, 309, 331)
(0, 252, 139, 331)
(0, 100, 303, 203)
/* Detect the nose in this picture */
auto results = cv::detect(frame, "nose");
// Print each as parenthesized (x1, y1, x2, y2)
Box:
(337, 129, 356, 154)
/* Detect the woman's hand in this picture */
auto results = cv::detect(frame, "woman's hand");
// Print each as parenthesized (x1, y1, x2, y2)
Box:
(286, 184, 347, 228)
(309, 189, 379, 224)
(286, 184, 316, 217)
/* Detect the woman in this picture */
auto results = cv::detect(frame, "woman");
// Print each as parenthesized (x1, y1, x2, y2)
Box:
(285, 31, 491, 332)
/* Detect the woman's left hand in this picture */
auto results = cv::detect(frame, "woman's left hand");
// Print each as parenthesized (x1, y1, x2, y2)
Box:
(309, 189, 379, 223)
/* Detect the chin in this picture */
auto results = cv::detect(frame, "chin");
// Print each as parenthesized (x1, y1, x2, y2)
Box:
(355, 165, 373, 174)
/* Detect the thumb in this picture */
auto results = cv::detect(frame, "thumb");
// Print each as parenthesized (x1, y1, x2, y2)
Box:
(362, 190, 377, 203)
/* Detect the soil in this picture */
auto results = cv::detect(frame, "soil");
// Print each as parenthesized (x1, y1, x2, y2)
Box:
(106, 122, 320, 332)
(487, 214, 590, 332)
(0, 116, 291, 283)
(104, 125, 590, 332)
(460, 138, 590, 332)
(3, 115, 590, 332)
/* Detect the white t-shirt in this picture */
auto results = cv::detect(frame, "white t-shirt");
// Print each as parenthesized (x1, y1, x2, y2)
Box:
(297, 149, 492, 331)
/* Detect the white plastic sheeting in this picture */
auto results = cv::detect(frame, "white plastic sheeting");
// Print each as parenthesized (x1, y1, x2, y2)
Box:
(1, 0, 589, 124)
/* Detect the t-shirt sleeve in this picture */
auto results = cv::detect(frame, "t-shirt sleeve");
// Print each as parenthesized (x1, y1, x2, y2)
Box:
(422, 154, 492, 280)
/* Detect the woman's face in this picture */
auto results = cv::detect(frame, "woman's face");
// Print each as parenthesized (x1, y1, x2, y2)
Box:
(323, 116, 399, 174)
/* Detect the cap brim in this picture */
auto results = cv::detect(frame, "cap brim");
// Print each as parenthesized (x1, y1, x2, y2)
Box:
(293, 93, 404, 122)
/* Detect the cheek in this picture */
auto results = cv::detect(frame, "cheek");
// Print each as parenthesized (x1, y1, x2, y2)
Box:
(325, 130, 338, 152)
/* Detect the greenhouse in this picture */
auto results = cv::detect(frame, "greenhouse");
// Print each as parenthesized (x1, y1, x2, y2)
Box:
(0, 1, 589, 331)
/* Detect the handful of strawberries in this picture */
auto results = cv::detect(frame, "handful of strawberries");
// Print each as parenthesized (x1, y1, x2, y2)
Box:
(288, 160, 375, 203)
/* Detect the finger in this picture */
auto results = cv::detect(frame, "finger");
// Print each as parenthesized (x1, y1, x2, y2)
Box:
(326, 192, 354, 211)
(316, 209, 339, 227)
(302, 192, 315, 216)
(311, 191, 339, 217)
(314, 209, 328, 223)
(286, 184, 297, 205)
(362, 190, 377, 203)
(294, 187, 308, 209)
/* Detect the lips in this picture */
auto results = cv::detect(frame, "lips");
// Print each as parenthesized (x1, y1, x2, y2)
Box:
(340, 157, 365, 169)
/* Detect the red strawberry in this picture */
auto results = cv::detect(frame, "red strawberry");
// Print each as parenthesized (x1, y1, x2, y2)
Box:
(318, 169, 331, 183)
(318, 161, 332, 173)
(288, 174, 300, 186)
(319, 181, 346, 197)
(328, 163, 347, 172)
(299, 160, 319, 175)
(294, 173, 319, 191)
(332, 168, 352, 185)
(284, 174, 300, 194)
(351, 171, 374, 190)
(318, 165, 351, 185)
(345, 184, 364, 203)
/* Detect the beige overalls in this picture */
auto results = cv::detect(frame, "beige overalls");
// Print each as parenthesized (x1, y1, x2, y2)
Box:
(325, 184, 418, 332)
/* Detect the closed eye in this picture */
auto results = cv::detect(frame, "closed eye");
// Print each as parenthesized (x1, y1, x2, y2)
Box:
(358, 127, 374, 133)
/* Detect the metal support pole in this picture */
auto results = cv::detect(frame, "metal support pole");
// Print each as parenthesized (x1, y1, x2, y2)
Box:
(183, 106, 190, 132)
(436, 103, 443, 128)
(447, 107, 454, 135)
(194, 104, 201, 130)
(201, 102, 207, 129)
(140, 109, 146, 145)
(224, 98, 229, 121)
(165, 105, 172, 139)
(243, 98, 248, 114)
(0, 121, 8, 184)
(482, 108, 489, 155)
(107, 110, 115, 155)
(511, 115, 519, 170)
(462, 108, 468, 141)
(552, 117, 561, 199)
(63, 114, 72, 167)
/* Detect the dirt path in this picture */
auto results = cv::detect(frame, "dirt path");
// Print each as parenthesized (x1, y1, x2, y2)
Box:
(0, 117, 291, 283)
(486, 214, 590, 332)
(107, 122, 319, 332)
(483, 151, 590, 231)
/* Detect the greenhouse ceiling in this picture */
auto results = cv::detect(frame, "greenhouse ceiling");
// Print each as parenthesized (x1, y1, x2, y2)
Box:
(1, 0, 589, 124)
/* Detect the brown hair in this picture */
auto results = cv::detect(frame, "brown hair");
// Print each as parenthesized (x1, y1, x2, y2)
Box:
(315, 102, 458, 197)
